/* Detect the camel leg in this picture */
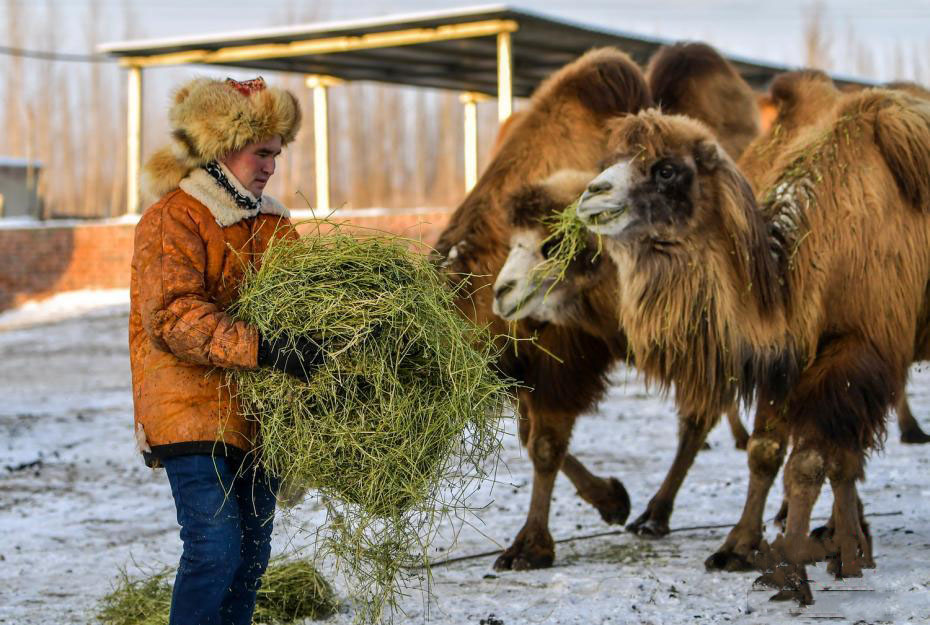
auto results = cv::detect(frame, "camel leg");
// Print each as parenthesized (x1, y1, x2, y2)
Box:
(823, 449, 873, 578)
(753, 439, 825, 606)
(517, 400, 630, 525)
(897, 396, 930, 444)
(706, 400, 787, 571)
(495, 390, 574, 571)
(773, 497, 789, 531)
(726, 404, 750, 450)
(561, 454, 631, 525)
(627, 412, 713, 537)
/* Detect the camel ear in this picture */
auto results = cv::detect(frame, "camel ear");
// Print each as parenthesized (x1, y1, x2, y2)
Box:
(694, 140, 721, 172)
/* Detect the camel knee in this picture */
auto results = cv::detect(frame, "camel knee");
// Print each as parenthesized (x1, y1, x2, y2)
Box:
(528, 431, 567, 473)
(786, 448, 826, 487)
(826, 447, 864, 482)
(747, 437, 785, 477)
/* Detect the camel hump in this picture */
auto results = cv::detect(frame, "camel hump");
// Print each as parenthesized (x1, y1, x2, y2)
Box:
(646, 42, 759, 159)
(865, 90, 930, 210)
(534, 47, 652, 117)
(647, 42, 738, 107)
(883, 81, 930, 100)
(769, 70, 835, 112)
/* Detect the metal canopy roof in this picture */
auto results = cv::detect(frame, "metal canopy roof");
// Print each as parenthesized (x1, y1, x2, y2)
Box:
(98, 5, 868, 95)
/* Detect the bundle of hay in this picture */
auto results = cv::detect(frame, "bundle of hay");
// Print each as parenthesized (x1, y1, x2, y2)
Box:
(97, 557, 338, 625)
(536, 198, 601, 285)
(228, 228, 511, 622)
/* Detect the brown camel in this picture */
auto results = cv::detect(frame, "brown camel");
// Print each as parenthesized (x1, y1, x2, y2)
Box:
(491, 42, 762, 537)
(434, 48, 652, 570)
(575, 90, 930, 603)
(741, 70, 930, 446)
(493, 169, 749, 537)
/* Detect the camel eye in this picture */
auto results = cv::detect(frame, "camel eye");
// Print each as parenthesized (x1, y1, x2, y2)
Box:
(655, 163, 677, 182)
(540, 237, 560, 259)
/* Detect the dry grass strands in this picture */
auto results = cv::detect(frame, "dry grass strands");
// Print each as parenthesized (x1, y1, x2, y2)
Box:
(96, 557, 338, 625)
(228, 227, 511, 622)
(535, 197, 598, 285)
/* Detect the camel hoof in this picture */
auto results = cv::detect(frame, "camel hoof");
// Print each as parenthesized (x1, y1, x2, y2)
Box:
(493, 543, 554, 571)
(810, 524, 832, 541)
(754, 568, 814, 605)
(768, 586, 814, 605)
(594, 478, 632, 525)
(826, 553, 863, 579)
(900, 428, 930, 444)
(704, 549, 756, 572)
(626, 512, 670, 537)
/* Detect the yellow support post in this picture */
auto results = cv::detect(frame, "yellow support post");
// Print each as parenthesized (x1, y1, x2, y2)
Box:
(306, 75, 343, 212)
(496, 31, 513, 122)
(126, 65, 142, 214)
(460, 91, 490, 191)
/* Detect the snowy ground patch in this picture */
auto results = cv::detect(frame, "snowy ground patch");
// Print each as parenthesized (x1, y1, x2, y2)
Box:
(1, 299, 929, 624)
(0, 289, 129, 331)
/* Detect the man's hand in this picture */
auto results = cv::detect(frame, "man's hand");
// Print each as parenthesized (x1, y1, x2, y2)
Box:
(257, 332, 324, 381)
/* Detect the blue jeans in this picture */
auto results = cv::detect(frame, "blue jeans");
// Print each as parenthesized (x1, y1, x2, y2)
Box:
(162, 455, 279, 625)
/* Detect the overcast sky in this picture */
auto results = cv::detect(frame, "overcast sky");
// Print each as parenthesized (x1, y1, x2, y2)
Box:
(2, 0, 930, 81)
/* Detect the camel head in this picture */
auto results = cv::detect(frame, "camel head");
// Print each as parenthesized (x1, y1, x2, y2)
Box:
(576, 111, 769, 280)
(574, 110, 785, 415)
(577, 109, 780, 312)
(577, 111, 736, 240)
(492, 170, 602, 322)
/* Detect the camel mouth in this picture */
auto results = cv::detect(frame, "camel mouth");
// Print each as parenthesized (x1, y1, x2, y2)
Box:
(591, 206, 627, 224)
(577, 204, 629, 232)
(499, 289, 542, 320)
(494, 279, 554, 321)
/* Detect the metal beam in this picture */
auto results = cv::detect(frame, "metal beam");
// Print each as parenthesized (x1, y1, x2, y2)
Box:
(119, 20, 519, 68)
(306, 75, 342, 212)
(126, 65, 142, 214)
(496, 31, 513, 122)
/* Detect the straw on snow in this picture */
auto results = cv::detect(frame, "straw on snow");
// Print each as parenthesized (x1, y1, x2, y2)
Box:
(97, 557, 338, 625)
(227, 226, 512, 622)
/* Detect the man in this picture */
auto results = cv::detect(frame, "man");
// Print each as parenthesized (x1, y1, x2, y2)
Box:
(128, 76, 319, 625)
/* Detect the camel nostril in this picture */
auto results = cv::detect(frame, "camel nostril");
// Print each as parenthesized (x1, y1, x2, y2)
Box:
(494, 281, 515, 300)
(586, 180, 612, 195)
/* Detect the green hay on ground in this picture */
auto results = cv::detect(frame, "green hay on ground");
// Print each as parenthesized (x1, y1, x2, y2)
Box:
(96, 557, 338, 625)
(227, 225, 512, 623)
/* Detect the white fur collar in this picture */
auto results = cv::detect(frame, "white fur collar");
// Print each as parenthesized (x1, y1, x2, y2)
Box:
(179, 162, 289, 227)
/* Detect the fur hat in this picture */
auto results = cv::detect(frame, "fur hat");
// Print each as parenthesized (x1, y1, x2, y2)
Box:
(142, 77, 301, 200)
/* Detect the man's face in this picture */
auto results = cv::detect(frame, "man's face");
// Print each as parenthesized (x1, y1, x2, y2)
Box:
(221, 135, 283, 197)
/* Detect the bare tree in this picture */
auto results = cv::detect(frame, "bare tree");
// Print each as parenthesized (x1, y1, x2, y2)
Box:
(3, 0, 26, 157)
(803, 1, 833, 70)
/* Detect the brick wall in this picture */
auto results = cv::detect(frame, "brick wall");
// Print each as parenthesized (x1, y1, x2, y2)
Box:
(0, 210, 452, 313)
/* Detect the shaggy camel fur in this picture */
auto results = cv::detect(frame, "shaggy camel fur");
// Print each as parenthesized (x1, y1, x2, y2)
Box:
(434, 48, 652, 570)
(576, 91, 930, 603)
(741, 70, 930, 446)
(492, 42, 761, 536)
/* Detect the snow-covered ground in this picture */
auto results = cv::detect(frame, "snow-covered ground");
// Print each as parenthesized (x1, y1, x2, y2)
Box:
(1, 292, 929, 624)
